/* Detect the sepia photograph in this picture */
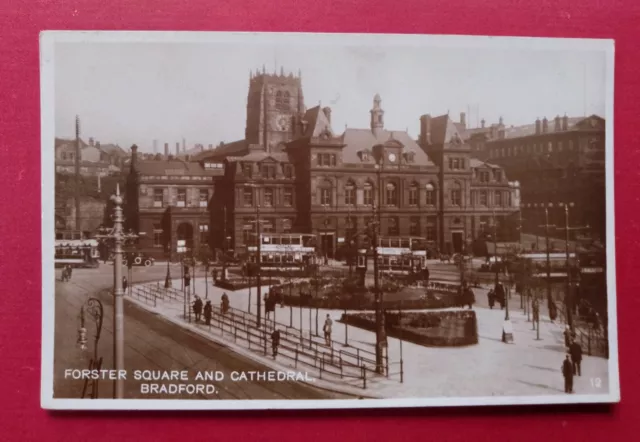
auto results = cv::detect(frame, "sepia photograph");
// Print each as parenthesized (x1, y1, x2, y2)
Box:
(40, 31, 618, 410)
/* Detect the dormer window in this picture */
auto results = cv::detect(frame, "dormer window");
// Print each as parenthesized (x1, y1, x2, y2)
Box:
(243, 163, 253, 178)
(404, 152, 415, 163)
(359, 150, 370, 162)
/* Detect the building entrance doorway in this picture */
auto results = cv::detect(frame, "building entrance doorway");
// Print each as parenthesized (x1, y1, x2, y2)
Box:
(451, 231, 464, 254)
(320, 233, 335, 260)
(176, 222, 194, 251)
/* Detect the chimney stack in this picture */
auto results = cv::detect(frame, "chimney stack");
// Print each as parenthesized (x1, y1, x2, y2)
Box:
(182, 138, 186, 153)
(542, 117, 549, 133)
(131, 144, 139, 172)
(164, 142, 169, 158)
(153, 139, 158, 154)
(208, 144, 213, 150)
(175, 142, 180, 156)
(460, 112, 466, 129)
(535, 118, 541, 134)
(562, 114, 569, 131)
(481, 118, 485, 129)
(420, 114, 432, 145)
(499, 116, 504, 126)
(89, 137, 95, 146)
(554, 115, 561, 132)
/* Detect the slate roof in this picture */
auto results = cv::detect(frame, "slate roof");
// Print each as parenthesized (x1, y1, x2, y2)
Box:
(341, 128, 435, 166)
(302, 106, 333, 138)
(469, 158, 501, 169)
(192, 139, 249, 161)
(500, 116, 597, 140)
(234, 151, 289, 163)
(98, 143, 127, 157)
(428, 115, 466, 145)
(134, 159, 223, 176)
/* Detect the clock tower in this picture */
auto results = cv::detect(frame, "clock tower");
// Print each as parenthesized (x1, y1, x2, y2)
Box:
(245, 67, 305, 152)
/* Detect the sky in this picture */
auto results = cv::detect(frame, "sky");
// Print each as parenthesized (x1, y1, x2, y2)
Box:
(53, 35, 608, 152)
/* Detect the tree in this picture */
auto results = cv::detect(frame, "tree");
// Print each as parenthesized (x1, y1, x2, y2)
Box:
(197, 245, 213, 300)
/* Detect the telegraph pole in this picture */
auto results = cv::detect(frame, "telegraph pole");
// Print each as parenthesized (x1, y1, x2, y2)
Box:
(74, 116, 82, 236)
(256, 203, 262, 328)
(222, 205, 228, 280)
(538, 206, 556, 312)
(559, 202, 589, 331)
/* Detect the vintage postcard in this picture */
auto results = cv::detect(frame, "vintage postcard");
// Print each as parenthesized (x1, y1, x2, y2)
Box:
(40, 31, 618, 410)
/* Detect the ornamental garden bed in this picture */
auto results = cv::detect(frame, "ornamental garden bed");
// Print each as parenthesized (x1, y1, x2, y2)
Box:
(214, 277, 282, 291)
(273, 278, 462, 310)
(340, 310, 478, 347)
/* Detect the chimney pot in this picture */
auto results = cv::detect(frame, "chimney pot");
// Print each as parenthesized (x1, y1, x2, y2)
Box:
(460, 112, 466, 128)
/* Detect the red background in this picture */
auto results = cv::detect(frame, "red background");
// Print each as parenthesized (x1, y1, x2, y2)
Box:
(1, 0, 638, 440)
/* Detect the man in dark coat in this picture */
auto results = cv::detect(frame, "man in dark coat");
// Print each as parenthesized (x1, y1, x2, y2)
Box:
(271, 329, 281, 357)
(193, 296, 203, 322)
(488, 289, 495, 309)
(562, 354, 574, 393)
(465, 286, 475, 309)
(203, 300, 212, 326)
(570, 339, 583, 376)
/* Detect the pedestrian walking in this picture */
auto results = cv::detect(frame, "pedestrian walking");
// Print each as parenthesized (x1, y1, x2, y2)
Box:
(488, 289, 495, 309)
(122, 276, 128, 292)
(221, 292, 230, 314)
(323, 314, 333, 346)
(271, 328, 281, 357)
(193, 296, 203, 322)
(562, 354, 574, 393)
(203, 300, 212, 326)
(570, 339, 583, 376)
(465, 286, 475, 309)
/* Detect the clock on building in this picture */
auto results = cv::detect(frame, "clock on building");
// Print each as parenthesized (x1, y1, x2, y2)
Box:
(388, 153, 397, 163)
(276, 115, 289, 131)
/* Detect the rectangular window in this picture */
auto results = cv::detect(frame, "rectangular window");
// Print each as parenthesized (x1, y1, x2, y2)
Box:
(153, 188, 164, 208)
(426, 217, 437, 242)
(318, 153, 337, 167)
(284, 188, 293, 206)
(177, 189, 186, 207)
(282, 218, 293, 233)
(199, 224, 209, 245)
(264, 188, 274, 206)
(364, 185, 373, 206)
(283, 164, 293, 178)
(243, 164, 253, 178)
(261, 164, 276, 179)
(480, 171, 490, 183)
(243, 188, 254, 206)
(199, 189, 208, 207)
(242, 218, 254, 244)
(409, 187, 418, 206)
(451, 189, 462, 206)
(263, 218, 276, 234)
(495, 191, 503, 206)
(388, 217, 400, 236)
(409, 217, 420, 236)
(153, 224, 163, 247)
(345, 185, 355, 206)
(479, 190, 488, 206)
(426, 188, 435, 206)
(321, 188, 332, 206)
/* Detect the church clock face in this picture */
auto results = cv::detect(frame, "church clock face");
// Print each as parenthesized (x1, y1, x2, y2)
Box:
(276, 114, 289, 131)
(388, 153, 397, 163)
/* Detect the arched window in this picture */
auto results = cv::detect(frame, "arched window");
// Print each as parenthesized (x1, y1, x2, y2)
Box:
(426, 182, 436, 206)
(283, 91, 291, 110)
(363, 181, 374, 206)
(319, 179, 333, 207)
(386, 182, 398, 206)
(408, 182, 418, 206)
(275, 91, 283, 110)
(450, 181, 462, 207)
(345, 180, 356, 206)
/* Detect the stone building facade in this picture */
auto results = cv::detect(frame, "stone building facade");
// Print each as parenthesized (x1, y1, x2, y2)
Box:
(479, 115, 606, 242)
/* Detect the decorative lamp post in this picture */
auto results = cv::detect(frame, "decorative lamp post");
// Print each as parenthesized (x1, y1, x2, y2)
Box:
(77, 297, 104, 398)
(425, 183, 435, 259)
(94, 184, 137, 399)
(372, 144, 387, 374)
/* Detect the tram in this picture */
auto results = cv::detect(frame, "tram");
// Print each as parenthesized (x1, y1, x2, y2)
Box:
(246, 233, 318, 276)
(54, 239, 100, 268)
(355, 236, 428, 275)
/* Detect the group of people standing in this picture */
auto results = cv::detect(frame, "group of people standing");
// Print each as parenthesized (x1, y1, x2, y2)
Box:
(487, 282, 506, 310)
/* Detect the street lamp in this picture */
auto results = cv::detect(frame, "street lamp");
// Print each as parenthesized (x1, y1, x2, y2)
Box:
(372, 144, 386, 375)
(94, 184, 137, 399)
(77, 297, 104, 398)
(424, 183, 435, 259)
